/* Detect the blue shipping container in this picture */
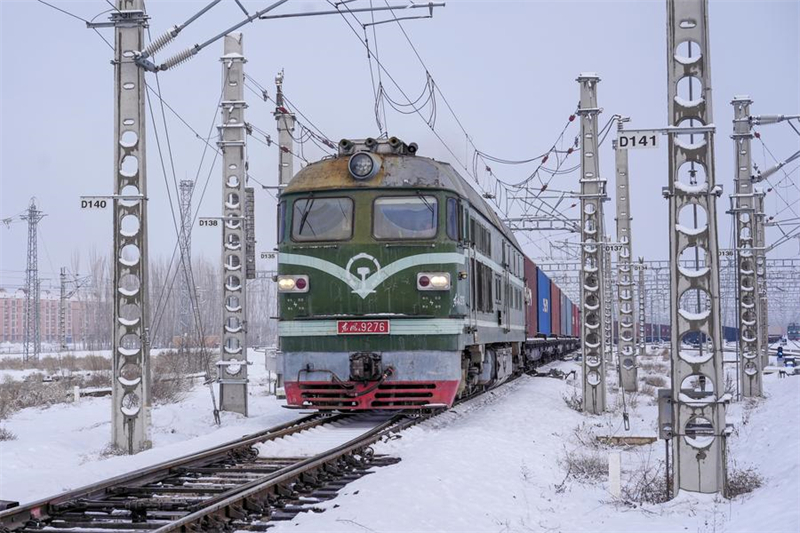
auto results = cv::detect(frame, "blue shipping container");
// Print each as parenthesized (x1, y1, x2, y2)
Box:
(562, 296, 570, 336)
(537, 269, 552, 335)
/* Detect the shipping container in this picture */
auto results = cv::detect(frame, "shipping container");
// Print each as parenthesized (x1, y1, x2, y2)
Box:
(523, 257, 539, 338)
(551, 284, 561, 337)
(573, 305, 580, 337)
(537, 268, 551, 335)
(562, 296, 570, 336)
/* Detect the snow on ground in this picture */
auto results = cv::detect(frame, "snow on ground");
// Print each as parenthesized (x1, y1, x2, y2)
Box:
(270, 354, 799, 533)
(2, 347, 799, 532)
(0, 350, 301, 505)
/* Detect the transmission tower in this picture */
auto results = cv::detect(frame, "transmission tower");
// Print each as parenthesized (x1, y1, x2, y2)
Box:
(577, 73, 607, 414)
(21, 197, 45, 362)
(178, 179, 195, 351)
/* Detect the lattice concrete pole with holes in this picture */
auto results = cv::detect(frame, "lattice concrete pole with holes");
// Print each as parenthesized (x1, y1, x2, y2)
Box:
(731, 97, 762, 397)
(666, 0, 728, 494)
(614, 138, 638, 391)
(577, 73, 607, 414)
(638, 258, 647, 354)
(275, 70, 296, 187)
(178, 179, 195, 353)
(754, 191, 769, 367)
(603, 237, 614, 364)
(111, 0, 151, 454)
(218, 33, 249, 415)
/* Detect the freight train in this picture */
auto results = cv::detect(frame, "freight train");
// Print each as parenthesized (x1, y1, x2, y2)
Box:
(276, 138, 578, 410)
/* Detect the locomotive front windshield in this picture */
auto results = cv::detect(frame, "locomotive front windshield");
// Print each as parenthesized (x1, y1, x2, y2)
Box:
(292, 197, 353, 241)
(373, 195, 438, 239)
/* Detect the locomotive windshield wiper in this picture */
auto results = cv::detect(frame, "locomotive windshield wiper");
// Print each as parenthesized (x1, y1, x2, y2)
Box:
(297, 198, 316, 236)
(415, 191, 435, 216)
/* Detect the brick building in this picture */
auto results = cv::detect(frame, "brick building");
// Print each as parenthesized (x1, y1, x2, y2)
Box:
(0, 288, 90, 346)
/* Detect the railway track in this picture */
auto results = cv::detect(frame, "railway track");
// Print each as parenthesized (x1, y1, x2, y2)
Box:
(0, 411, 427, 532)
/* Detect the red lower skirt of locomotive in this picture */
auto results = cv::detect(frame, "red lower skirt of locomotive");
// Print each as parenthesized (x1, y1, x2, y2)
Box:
(285, 379, 460, 410)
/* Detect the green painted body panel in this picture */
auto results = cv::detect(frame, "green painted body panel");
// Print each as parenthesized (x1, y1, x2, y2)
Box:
(278, 187, 470, 353)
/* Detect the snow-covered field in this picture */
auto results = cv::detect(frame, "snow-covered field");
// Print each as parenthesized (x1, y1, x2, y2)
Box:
(1, 347, 798, 533)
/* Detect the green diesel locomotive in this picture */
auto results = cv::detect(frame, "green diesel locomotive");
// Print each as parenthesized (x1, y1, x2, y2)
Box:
(277, 137, 576, 409)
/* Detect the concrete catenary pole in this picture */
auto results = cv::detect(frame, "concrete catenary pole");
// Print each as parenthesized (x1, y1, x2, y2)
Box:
(178, 179, 195, 351)
(754, 191, 769, 367)
(21, 198, 45, 362)
(577, 73, 607, 414)
(666, 0, 728, 494)
(731, 96, 762, 397)
(111, 0, 151, 454)
(614, 136, 638, 391)
(638, 258, 647, 354)
(59, 267, 68, 352)
(274, 69, 296, 187)
(218, 33, 249, 415)
(603, 237, 614, 363)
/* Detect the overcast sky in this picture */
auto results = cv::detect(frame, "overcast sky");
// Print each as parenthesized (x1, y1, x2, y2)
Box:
(1, 0, 798, 291)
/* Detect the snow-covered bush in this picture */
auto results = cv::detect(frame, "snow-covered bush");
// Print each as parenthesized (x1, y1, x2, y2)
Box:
(643, 375, 666, 388)
(0, 426, 17, 441)
(559, 447, 608, 484)
(726, 463, 763, 498)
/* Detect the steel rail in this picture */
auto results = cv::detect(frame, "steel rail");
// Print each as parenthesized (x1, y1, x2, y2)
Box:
(156, 414, 411, 531)
(0, 412, 343, 530)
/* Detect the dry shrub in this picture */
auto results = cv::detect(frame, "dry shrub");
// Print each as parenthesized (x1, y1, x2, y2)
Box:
(639, 359, 669, 375)
(727, 463, 763, 498)
(0, 374, 72, 419)
(621, 458, 670, 505)
(0, 354, 111, 373)
(151, 351, 193, 405)
(562, 386, 582, 412)
(640, 383, 656, 398)
(643, 375, 666, 388)
(0, 426, 17, 441)
(559, 449, 608, 483)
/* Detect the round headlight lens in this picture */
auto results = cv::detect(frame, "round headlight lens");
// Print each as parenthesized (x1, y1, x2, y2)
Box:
(430, 275, 449, 289)
(349, 153, 374, 178)
(278, 277, 295, 291)
(418, 275, 430, 288)
(295, 277, 307, 290)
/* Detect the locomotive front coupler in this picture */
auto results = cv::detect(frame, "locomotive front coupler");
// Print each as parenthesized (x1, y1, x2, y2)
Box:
(349, 352, 384, 382)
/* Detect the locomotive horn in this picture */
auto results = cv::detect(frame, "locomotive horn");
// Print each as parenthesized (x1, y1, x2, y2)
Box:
(365, 137, 377, 150)
(339, 139, 354, 155)
(407, 142, 418, 154)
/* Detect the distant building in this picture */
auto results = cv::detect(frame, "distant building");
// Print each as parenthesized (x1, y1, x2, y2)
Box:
(0, 288, 91, 345)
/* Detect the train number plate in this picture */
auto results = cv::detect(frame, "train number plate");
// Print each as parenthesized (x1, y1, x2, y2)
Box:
(337, 320, 390, 335)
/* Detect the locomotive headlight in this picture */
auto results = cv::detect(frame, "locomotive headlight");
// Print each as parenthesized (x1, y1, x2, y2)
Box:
(348, 152, 381, 180)
(417, 272, 450, 291)
(277, 275, 310, 293)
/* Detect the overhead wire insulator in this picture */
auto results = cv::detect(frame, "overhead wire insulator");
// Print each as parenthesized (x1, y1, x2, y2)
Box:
(160, 47, 198, 71)
(144, 25, 180, 57)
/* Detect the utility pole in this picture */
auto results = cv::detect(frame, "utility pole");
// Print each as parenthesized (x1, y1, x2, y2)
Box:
(603, 237, 614, 364)
(638, 258, 646, 354)
(730, 96, 762, 397)
(666, 0, 728, 494)
(614, 131, 638, 391)
(110, 0, 151, 454)
(577, 73, 607, 414)
(274, 69, 296, 187)
(178, 179, 195, 352)
(218, 33, 249, 416)
(21, 198, 45, 362)
(59, 268, 68, 352)
(754, 191, 769, 368)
